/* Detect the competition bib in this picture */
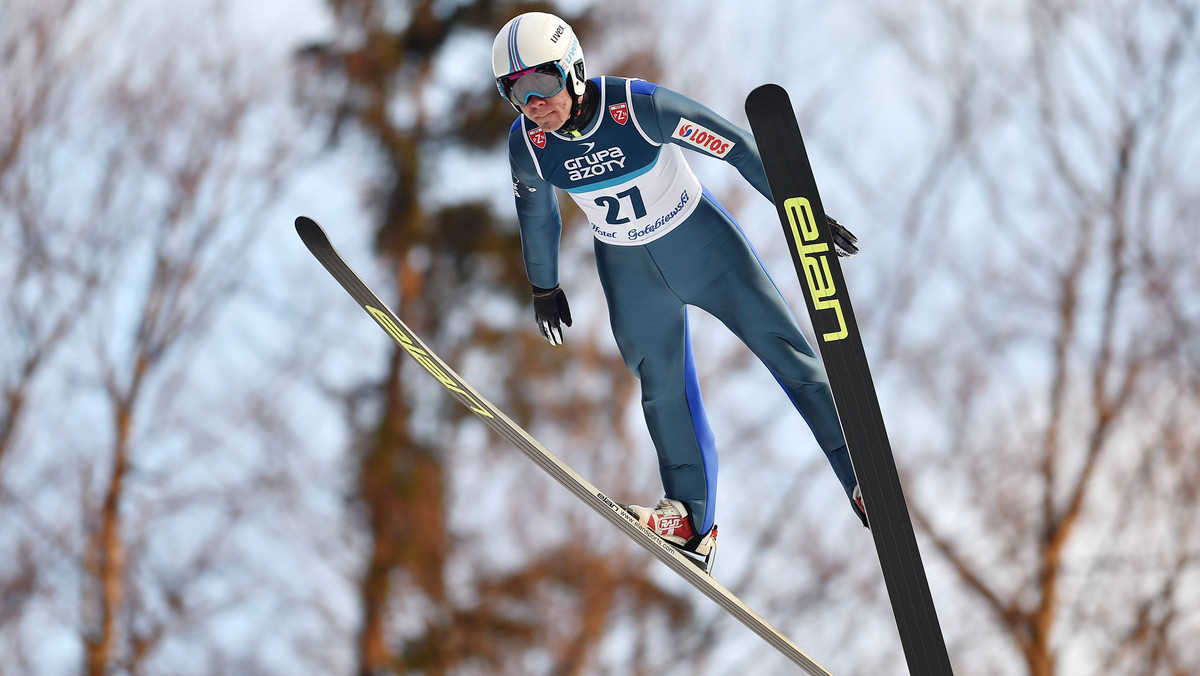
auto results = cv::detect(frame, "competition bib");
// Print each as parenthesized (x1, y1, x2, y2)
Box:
(565, 144, 701, 246)
(519, 77, 704, 246)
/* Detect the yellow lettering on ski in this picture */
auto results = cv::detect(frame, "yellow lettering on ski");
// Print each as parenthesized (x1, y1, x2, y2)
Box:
(784, 197, 848, 342)
(365, 305, 494, 418)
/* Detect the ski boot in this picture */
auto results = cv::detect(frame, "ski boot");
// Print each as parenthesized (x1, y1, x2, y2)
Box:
(853, 484, 868, 528)
(625, 498, 717, 574)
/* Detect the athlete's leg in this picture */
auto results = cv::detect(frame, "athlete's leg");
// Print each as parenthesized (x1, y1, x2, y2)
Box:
(594, 240, 718, 534)
(659, 195, 860, 517)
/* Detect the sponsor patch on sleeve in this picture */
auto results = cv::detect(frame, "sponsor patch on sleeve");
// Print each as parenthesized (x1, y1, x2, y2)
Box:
(671, 117, 735, 158)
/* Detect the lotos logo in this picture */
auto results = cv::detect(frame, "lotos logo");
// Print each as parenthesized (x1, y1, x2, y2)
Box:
(671, 117, 734, 157)
(608, 103, 629, 125)
(528, 127, 546, 148)
(783, 197, 847, 342)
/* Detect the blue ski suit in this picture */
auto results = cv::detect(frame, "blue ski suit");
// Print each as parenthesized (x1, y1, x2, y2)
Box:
(507, 76, 860, 534)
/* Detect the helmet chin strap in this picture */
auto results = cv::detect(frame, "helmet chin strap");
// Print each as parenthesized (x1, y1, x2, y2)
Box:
(555, 79, 598, 135)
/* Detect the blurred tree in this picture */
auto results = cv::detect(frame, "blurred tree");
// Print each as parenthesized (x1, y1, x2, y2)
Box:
(833, 0, 1200, 673)
(1, 1, 329, 673)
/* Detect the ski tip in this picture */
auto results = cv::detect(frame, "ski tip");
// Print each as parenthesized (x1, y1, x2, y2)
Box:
(748, 83, 786, 96)
(295, 214, 322, 237)
(295, 215, 332, 252)
(746, 83, 789, 108)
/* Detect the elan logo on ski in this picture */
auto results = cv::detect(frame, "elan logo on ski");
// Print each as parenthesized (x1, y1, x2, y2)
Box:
(528, 127, 546, 148)
(608, 102, 629, 125)
(362, 306, 493, 419)
(784, 197, 847, 341)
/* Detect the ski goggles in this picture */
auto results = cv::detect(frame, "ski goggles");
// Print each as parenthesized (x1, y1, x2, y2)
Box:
(496, 62, 567, 105)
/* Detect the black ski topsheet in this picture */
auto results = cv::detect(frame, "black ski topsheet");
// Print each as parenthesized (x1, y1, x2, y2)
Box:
(295, 216, 833, 675)
(745, 84, 954, 675)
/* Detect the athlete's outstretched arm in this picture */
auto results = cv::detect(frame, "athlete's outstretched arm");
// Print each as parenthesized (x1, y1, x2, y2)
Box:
(628, 81, 773, 201)
(630, 81, 859, 256)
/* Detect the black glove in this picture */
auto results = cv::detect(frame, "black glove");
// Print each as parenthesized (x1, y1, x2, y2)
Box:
(826, 216, 859, 258)
(532, 284, 572, 346)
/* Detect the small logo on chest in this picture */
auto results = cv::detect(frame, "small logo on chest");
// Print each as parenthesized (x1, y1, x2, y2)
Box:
(528, 127, 546, 149)
(608, 103, 629, 125)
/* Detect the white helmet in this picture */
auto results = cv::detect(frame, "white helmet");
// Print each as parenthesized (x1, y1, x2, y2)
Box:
(492, 12, 586, 109)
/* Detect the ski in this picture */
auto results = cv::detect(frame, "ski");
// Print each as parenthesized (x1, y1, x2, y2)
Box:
(295, 216, 833, 675)
(745, 84, 954, 676)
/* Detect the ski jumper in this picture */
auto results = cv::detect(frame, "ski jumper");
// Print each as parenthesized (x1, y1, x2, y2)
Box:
(507, 77, 860, 533)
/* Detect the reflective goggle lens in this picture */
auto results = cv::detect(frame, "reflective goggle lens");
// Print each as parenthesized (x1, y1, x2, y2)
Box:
(499, 63, 566, 105)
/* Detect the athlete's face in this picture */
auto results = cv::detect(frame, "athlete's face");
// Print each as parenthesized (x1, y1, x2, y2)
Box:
(518, 87, 575, 131)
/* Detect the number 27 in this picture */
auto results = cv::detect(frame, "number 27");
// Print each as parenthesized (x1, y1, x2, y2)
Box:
(594, 187, 646, 225)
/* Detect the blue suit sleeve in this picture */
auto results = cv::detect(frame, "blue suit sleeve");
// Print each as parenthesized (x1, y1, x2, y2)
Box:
(508, 123, 562, 289)
(629, 82, 773, 202)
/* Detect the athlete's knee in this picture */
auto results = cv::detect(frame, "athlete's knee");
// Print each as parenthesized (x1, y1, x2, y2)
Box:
(640, 382, 688, 415)
(764, 342, 828, 385)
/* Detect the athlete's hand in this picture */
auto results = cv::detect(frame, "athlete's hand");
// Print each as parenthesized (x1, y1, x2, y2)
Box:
(532, 285, 573, 346)
(826, 216, 859, 258)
